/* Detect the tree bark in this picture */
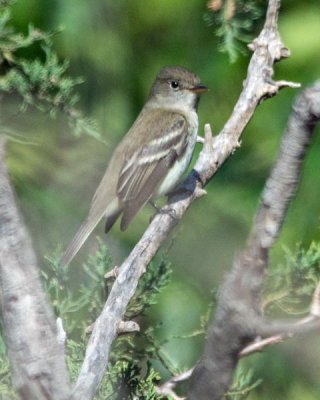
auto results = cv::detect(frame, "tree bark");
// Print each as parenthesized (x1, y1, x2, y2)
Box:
(188, 81, 320, 400)
(0, 137, 70, 400)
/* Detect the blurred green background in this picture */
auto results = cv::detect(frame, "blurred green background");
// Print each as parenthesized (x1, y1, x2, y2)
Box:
(4, 0, 320, 398)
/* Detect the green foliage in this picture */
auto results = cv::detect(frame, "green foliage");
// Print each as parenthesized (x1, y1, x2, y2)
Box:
(43, 242, 174, 399)
(66, 339, 86, 383)
(204, 0, 263, 62)
(0, 1, 16, 8)
(43, 240, 111, 335)
(0, 336, 18, 400)
(264, 242, 320, 315)
(126, 258, 172, 319)
(226, 241, 320, 399)
(101, 361, 162, 400)
(5, 239, 320, 398)
(1, 235, 320, 399)
(0, 4, 100, 138)
(226, 366, 262, 399)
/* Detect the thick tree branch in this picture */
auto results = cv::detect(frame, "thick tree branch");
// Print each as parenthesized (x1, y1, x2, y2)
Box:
(71, 0, 298, 398)
(0, 137, 70, 399)
(188, 82, 320, 399)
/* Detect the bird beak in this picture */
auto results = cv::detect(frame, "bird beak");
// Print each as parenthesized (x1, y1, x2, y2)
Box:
(188, 84, 209, 94)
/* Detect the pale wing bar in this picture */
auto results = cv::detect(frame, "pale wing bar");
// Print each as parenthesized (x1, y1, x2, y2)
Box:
(117, 117, 186, 202)
(117, 116, 187, 230)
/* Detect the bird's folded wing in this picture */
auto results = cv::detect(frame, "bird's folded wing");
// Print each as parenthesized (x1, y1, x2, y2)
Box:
(117, 113, 188, 230)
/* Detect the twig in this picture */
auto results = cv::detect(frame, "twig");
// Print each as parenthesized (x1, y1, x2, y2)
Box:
(104, 266, 119, 280)
(196, 135, 205, 144)
(56, 317, 67, 346)
(117, 320, 140, 334)
(240, 277, 320, 357)
(156, 368, 194, 399)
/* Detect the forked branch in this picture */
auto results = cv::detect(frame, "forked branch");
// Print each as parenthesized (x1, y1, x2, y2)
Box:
(71, 0, 299, 399)
(188, 82, 320, 400)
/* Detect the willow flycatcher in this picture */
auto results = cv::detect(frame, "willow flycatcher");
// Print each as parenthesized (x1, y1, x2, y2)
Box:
(61, 66, 208, 265)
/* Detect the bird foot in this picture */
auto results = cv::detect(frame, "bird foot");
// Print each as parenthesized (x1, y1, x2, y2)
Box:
(148, 201, 177, 224)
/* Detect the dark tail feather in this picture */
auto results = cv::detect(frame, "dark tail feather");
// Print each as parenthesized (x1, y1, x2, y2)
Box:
(61, 214, 103, 266)
(105, 209, 122, 233)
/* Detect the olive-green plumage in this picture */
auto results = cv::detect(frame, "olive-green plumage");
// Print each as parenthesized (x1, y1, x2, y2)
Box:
(61, 66, 207, 265)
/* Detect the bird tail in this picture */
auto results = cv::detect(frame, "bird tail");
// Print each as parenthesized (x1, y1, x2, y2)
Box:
(60, 212, 103, 266)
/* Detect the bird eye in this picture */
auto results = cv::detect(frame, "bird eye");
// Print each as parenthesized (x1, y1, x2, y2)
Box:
(170, 80, 179, 89)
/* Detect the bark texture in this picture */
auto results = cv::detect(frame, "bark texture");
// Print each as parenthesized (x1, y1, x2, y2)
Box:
(0, 137, 70, 400)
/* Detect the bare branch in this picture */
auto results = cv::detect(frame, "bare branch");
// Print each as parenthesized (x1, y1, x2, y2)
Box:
(0, 137, 70, 399)
(56, 317, 67, 347)
(71, 0, 301, 398)
(117, 320, 140, 334)
(188, 82, 320, 398)
(196, 135, 205, 144)
(104, 265, 119, 280)
(310, 281, 320, 317)
(156, 368, 194, 400)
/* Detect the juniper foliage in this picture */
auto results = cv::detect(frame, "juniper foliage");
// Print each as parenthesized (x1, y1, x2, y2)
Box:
(0, 2, 99, 138)
(204, 0, 263, 62)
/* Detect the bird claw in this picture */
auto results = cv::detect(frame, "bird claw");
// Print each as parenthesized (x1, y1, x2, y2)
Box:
(149, 203, 177, 224)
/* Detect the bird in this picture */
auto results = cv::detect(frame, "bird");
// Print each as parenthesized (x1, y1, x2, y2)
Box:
(61, 66, 208, 265)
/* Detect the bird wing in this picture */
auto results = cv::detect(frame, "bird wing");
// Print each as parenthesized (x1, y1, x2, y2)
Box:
(117, 112, 188, 230)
